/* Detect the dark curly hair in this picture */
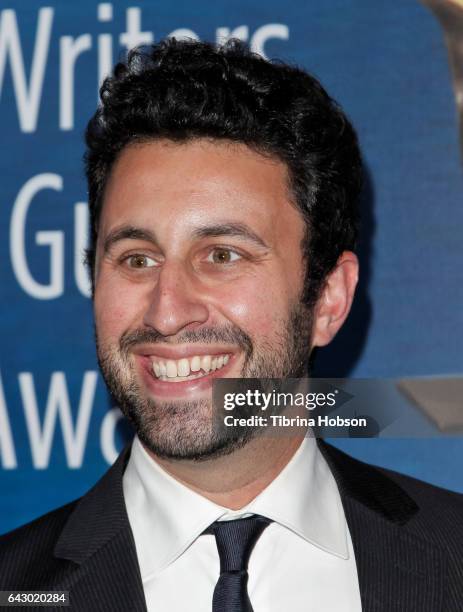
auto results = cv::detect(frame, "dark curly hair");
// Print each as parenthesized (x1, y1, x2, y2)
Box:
(85, 38, 362, 306)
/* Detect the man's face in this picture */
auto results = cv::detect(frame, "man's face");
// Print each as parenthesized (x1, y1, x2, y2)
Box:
(94, 139, 313, 460)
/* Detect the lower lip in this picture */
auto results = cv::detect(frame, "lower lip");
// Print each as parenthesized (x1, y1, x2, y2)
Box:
(135, 354, 237, 398)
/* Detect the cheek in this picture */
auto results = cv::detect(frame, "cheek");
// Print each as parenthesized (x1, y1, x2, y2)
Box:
(216, 279, 291, 338)
(94, 280, 147, 339)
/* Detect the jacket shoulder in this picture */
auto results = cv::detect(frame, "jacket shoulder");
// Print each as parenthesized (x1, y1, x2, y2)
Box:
(343, 444, 463, 534)
(320, 440, 463, 540)
(377, 462, 463, 525)
(0, 500, 80, 589)
(0, 445, 132, 590)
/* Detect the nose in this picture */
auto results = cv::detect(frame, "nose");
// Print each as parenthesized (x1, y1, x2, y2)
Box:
(142, 261, 209, 337)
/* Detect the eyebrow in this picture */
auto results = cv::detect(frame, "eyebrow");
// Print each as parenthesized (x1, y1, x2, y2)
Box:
(103, 226, 158, 254)
(191, 222, 269, 249)
(103, 221, 269, 253)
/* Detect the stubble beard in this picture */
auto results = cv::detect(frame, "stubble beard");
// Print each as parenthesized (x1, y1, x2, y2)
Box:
(96, 301, 313, 461)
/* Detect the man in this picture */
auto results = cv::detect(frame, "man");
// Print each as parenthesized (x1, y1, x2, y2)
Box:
(1, 39, 462, 611)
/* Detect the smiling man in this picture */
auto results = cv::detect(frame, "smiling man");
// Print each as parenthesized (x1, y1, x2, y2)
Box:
(1, 39, 462, 612)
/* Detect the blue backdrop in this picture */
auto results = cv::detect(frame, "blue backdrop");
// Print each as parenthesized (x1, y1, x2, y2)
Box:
(1, 0, 462, 534)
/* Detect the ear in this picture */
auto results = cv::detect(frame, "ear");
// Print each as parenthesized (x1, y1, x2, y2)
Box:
(311, 251, 359, 347)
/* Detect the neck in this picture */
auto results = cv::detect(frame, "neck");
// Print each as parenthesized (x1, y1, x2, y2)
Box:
(143, 433, 305, 509)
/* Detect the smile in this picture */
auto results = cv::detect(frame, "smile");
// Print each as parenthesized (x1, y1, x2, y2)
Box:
(151, 354, 230, 383)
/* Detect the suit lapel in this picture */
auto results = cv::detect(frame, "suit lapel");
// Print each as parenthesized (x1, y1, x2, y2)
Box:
(53, 443, 147, 612)
(318, 441, 446, 612)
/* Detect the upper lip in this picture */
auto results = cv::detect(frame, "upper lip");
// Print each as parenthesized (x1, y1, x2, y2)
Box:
(131, 344, 236, 360)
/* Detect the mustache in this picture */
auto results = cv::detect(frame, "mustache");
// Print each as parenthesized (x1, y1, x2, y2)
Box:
(119, 325, 253, 356)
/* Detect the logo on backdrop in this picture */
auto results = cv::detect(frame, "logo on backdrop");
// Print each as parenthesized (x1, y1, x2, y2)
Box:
(0, 4, 290, 300)
(0, 5, 290, 470)
(0, 371, 124, 470)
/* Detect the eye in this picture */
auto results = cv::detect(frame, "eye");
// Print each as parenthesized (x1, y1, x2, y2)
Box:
(125, 254, 157, 268)
(207, 248, 242, 264)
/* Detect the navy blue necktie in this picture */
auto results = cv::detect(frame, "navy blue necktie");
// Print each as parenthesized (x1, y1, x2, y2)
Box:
(204, 515, 272, 612)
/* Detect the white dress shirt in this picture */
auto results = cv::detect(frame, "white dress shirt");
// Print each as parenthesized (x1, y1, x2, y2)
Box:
(123, 435, 362, 611)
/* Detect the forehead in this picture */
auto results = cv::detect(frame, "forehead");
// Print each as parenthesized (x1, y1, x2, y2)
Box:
(99, 138, 304, 245)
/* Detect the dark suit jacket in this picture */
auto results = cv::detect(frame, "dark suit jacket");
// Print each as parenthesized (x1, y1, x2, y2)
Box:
(1, 441, 462, 611)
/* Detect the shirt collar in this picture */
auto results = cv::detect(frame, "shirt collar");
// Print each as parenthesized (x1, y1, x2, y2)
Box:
(123, 435, 348, 581)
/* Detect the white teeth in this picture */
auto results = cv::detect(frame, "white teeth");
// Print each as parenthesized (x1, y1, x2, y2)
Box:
(191, 356, 201, 372)
(157, 372, 205, 383)
(166, 360, 177, 378)
(151, 353, 230, 379)
(177, 358, 190, 377)
(201, 355, 211, 373)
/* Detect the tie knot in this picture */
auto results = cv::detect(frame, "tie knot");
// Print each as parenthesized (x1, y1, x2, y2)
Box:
(206, 515, 272, 573)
